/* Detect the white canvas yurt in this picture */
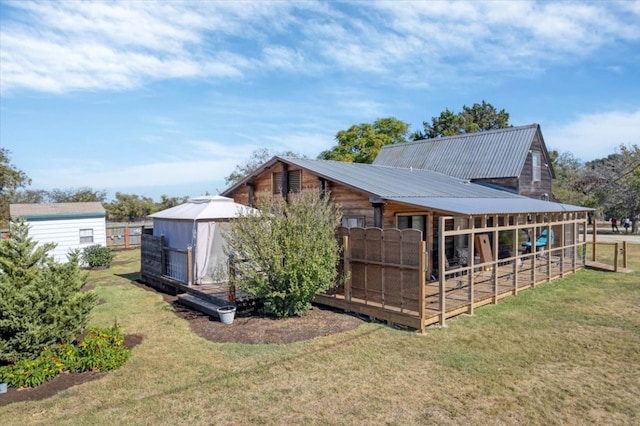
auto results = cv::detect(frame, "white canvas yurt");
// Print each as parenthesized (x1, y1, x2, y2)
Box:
(148, 195, 256, 285)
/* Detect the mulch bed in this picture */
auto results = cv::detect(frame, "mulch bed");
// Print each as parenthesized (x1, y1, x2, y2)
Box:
(0, 282, 367, 406)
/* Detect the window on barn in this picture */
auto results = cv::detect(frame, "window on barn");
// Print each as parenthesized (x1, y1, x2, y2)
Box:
(79, 228, 94, 244)
(397, 215, 426, 239)
(272, 170, 302, 194)
(272, 172, 282, 194)
(342, 216, 365, 228)
(288, 170, 301, 193)
(532, 151, 541, 182)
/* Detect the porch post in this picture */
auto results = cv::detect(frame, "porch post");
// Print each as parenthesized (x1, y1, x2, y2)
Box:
(438, 216, 446, 327)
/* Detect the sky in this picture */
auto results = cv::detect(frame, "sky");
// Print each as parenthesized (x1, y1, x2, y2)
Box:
(1, 0, 639, 202)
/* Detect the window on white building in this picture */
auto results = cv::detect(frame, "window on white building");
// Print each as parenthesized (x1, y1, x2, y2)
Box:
(79, 228, 94, 244)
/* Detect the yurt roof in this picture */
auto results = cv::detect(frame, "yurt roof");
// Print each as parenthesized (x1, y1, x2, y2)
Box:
(148, 195, 256, 221)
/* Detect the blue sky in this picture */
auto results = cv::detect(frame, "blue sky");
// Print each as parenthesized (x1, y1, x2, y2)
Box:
(1, 0, 639, 201)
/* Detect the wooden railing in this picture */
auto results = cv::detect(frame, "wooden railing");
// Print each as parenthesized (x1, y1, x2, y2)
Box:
(140, 234, 193, 285)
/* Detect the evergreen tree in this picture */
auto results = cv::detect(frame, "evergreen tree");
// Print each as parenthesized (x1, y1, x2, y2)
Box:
(0, 218, 97, 363)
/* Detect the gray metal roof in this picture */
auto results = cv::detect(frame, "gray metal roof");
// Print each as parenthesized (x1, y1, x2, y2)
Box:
(373, 124, 539, 179)
(386, 197, 590, 216)
(281, 157, 518, 199)
(222, 156, 589, 215)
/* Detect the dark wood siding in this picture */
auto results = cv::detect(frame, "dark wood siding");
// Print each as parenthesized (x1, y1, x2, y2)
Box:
(519, 133, 554, 200)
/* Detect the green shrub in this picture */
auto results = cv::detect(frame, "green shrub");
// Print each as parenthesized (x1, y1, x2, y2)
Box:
(81, 244, 114, 268)
(0, 324, 130, 388)
(226, 190, 343, 318)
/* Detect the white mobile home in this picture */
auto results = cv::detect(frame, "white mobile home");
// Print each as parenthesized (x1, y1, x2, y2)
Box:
(9, 202, 107, 263)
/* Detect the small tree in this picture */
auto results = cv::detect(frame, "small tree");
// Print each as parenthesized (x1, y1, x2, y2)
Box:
(225, 190, 342, 318)
(0, 218, 97, 364)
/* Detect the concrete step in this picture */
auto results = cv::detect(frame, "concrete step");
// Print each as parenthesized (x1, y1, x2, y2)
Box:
(177, 293, 229, 319)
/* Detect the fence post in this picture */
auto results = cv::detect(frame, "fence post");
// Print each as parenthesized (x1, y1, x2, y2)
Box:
(592, 220, 597, 261)
(622, 241, 628, 269)
(343, 236, 351, 303)
(419, 241, 426, 334)
(187, 247, 193, 286)
(613, 242, 619, 273)
(124, 226, 130, 249)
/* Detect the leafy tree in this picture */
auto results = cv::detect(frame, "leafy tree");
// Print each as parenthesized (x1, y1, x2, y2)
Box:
(1, 148, 31, 228)
(8, 189, 49, 204)
(414, 101, 510, 139)
(225, 190, 342, 318)
(550, 151, 591, 206)
(318, 117, 410, 164)
(225, 148, 306, 186)
(0, 218, 97, 363)
(104, 192, 156, 222)
(157, 194, 189, 211)
(576, 144, 640, 232)
(47, 187, 107, 203)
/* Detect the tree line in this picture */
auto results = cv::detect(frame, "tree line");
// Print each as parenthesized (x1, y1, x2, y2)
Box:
(2, 101, 639, 229)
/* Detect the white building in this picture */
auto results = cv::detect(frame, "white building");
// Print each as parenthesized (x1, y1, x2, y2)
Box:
(9, 202, 107, 263)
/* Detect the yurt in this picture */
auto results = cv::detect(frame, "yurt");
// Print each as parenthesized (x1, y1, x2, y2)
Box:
(148, 195, 256, 285)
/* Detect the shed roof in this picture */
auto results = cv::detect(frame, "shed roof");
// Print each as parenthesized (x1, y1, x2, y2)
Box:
(148, 195, 257, 221)
(10, 202, 106, 220)
(373, 124, 544, 179)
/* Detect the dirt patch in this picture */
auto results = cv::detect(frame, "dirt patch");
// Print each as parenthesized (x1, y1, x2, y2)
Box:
(141, 281, 368, 345)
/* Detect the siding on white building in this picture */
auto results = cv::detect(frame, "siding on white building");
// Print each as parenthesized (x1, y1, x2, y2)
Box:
(9, 202, 107, 264)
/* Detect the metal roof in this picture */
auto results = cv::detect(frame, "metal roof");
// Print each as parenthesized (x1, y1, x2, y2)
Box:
(386, 197, 590, 216)
(281, 157, 518, 199)
(373, 124, 539, 179)
(279, 158, 590, 214)
(10, 202, 106, 219)
(222, 156, 590, 216)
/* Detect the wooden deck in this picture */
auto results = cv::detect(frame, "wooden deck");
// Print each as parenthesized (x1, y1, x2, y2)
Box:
(317, 255, 583, 331)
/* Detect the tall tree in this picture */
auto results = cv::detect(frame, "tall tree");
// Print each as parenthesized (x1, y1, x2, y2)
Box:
(47, 187, 107, 203)
(318, 117, 410, 164)
(0, 148, 31, 228)
(225, 148, 306, 186)
(576, 144, 640, 232)
(0, 218, 96, 363)
(414, 101, 510, 139)
(550, 151, 590, 206)
(104, 192, 156, 222)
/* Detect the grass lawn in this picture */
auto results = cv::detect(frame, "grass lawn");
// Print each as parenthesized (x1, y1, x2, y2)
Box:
(1, 247, 639, 425)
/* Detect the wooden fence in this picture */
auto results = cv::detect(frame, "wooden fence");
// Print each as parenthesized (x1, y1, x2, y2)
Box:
(106, 223, 151, 249)
(316, 227, 428, 331)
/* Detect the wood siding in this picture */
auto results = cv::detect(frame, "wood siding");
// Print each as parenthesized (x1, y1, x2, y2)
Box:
(518, 133, 554, 200)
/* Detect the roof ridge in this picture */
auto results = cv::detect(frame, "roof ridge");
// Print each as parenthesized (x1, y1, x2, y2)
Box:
(383, 123, 538, 148)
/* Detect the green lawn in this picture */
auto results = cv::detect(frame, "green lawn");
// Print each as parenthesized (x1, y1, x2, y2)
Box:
(2, 248, 639, 425)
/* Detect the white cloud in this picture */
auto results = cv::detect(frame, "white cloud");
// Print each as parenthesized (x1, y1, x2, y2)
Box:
(2, 1, 639, 94)
(545, 110, 640, 161)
